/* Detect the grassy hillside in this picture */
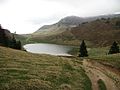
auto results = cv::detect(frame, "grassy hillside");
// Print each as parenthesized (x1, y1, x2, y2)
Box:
(0, 46, 92, 90)
(26, 17, 120, 47)
(14, 34, 30, 45)
(69, 45, 120, 69)
(71, 17, 120, 46)
(0, 44, 120, 90)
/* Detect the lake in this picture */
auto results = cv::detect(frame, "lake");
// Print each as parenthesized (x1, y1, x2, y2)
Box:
(24, 43, 73, 56)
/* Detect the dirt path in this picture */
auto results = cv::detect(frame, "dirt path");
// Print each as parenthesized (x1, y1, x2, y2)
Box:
(82, 59, 120, 90)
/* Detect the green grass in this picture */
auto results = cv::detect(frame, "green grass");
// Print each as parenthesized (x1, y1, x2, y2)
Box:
(88, 47, 120, 69)
(97, 79, 107, 90)
(69, 46, 120, 69)
(0, 46, 92, 90)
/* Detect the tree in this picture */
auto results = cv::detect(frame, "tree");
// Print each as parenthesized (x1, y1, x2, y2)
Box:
(115, 21, 120, 29)
(7, 34, 22, 50)
(9, 35, 17, 48)
(15, 40, 22, 50)
(79, 40, 88, 57)
(108, 41, 120, 54)
(0, 24, 22, 50)
(2, 29, 9, 47)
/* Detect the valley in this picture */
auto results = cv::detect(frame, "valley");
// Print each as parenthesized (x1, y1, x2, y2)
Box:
(20, 14, 120, 47)
(0, 14, 120, 90)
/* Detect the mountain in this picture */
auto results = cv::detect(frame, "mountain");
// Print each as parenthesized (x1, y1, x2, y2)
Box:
(33, 16, 84, 36)
(28, 14, 120, 46)
(58, 16, 85, 26)
(34, 14, 120, 35)
(71, 17, 120, 46)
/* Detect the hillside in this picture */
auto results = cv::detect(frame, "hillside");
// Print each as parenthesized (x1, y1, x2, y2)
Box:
(0, 46, 92, 90)
(71, 17, 120, 46)
(33, 16, 84, 35)
(27, 14, 120, 46)
(14, 34, 30, 45)
(0, 45, 120, 90)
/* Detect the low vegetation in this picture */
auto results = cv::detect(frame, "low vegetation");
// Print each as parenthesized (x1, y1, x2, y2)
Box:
(0, 25, 22, 50)
(69, 44, 120, 69)
(0, 46, 92, 90)
(97, 79, 107, 90)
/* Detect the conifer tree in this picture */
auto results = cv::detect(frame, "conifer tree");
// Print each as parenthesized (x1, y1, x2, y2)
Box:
(9, 35, 16, 48)
(15, 40, 22, 50)
(79, 40, 88, 57)
(2, 29, 9, 47)
(108, 41, 120, 54)
(116, 21, 120, 28)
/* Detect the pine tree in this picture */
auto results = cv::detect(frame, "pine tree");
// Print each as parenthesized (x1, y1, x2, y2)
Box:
(9, 35, 16, 48)
(116, 21, 120, 28)
(2, 29, 9, 47)
(108, 41, 120, 54)
(16, 40, 22, 50)
(79, 40, 88, 57)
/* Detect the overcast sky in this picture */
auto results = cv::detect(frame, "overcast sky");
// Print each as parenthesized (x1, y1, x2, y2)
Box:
(0, 0, 120, 34)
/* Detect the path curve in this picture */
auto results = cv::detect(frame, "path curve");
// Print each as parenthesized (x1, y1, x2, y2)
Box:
(82, 59, 120, 90)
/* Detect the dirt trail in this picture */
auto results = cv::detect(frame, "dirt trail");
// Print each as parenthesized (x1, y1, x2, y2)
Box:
(82, 59, 120, 90)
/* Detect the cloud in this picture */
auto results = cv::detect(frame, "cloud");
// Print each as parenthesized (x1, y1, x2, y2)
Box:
(0, 0, 8, 3)
(0, 0, 120, 34)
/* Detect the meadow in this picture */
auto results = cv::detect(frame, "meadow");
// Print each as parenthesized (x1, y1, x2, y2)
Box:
(0, 46, 92, 90)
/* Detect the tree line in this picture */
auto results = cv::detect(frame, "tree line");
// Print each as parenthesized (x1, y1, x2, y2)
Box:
(79, 40, 120, 57)
(0, 25, 22, 50)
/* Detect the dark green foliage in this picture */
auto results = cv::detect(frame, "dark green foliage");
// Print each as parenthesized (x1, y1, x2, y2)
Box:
(79, 40, 88, 57)
(101, 18, 106, 20)
(0, 25, 22, 50)
(97, 79, 107, 90)
(115, 21, 120, 28)
(0, 25, 8, 46)
(8, 35, 22, 50)
(15, 40, 22, 50)
(105, 20, 110, 24)
(9, 35, 16, 48)
(108, 41, 119, 54)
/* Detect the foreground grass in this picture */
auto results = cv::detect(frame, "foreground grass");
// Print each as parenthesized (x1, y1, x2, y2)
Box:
(0, 46, 92, 90)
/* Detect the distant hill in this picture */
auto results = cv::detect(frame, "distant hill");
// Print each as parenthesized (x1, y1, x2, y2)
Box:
(27, 14, 120, 46)
(71, 17, 120, 46)
(14, 34, 29, 45)
(33, 16, 84, 36)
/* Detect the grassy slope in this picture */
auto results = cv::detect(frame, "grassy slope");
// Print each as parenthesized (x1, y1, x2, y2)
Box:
(25, 17, 120, 47)
(14, 34, 28, 45)
(71, 17, 120, 46)
(0, 46, 92, 90)
(88, 46, 120, 69)
(70, 45, 120, 69)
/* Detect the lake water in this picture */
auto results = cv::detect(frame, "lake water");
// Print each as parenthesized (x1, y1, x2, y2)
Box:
(24, 43, 73, 56)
